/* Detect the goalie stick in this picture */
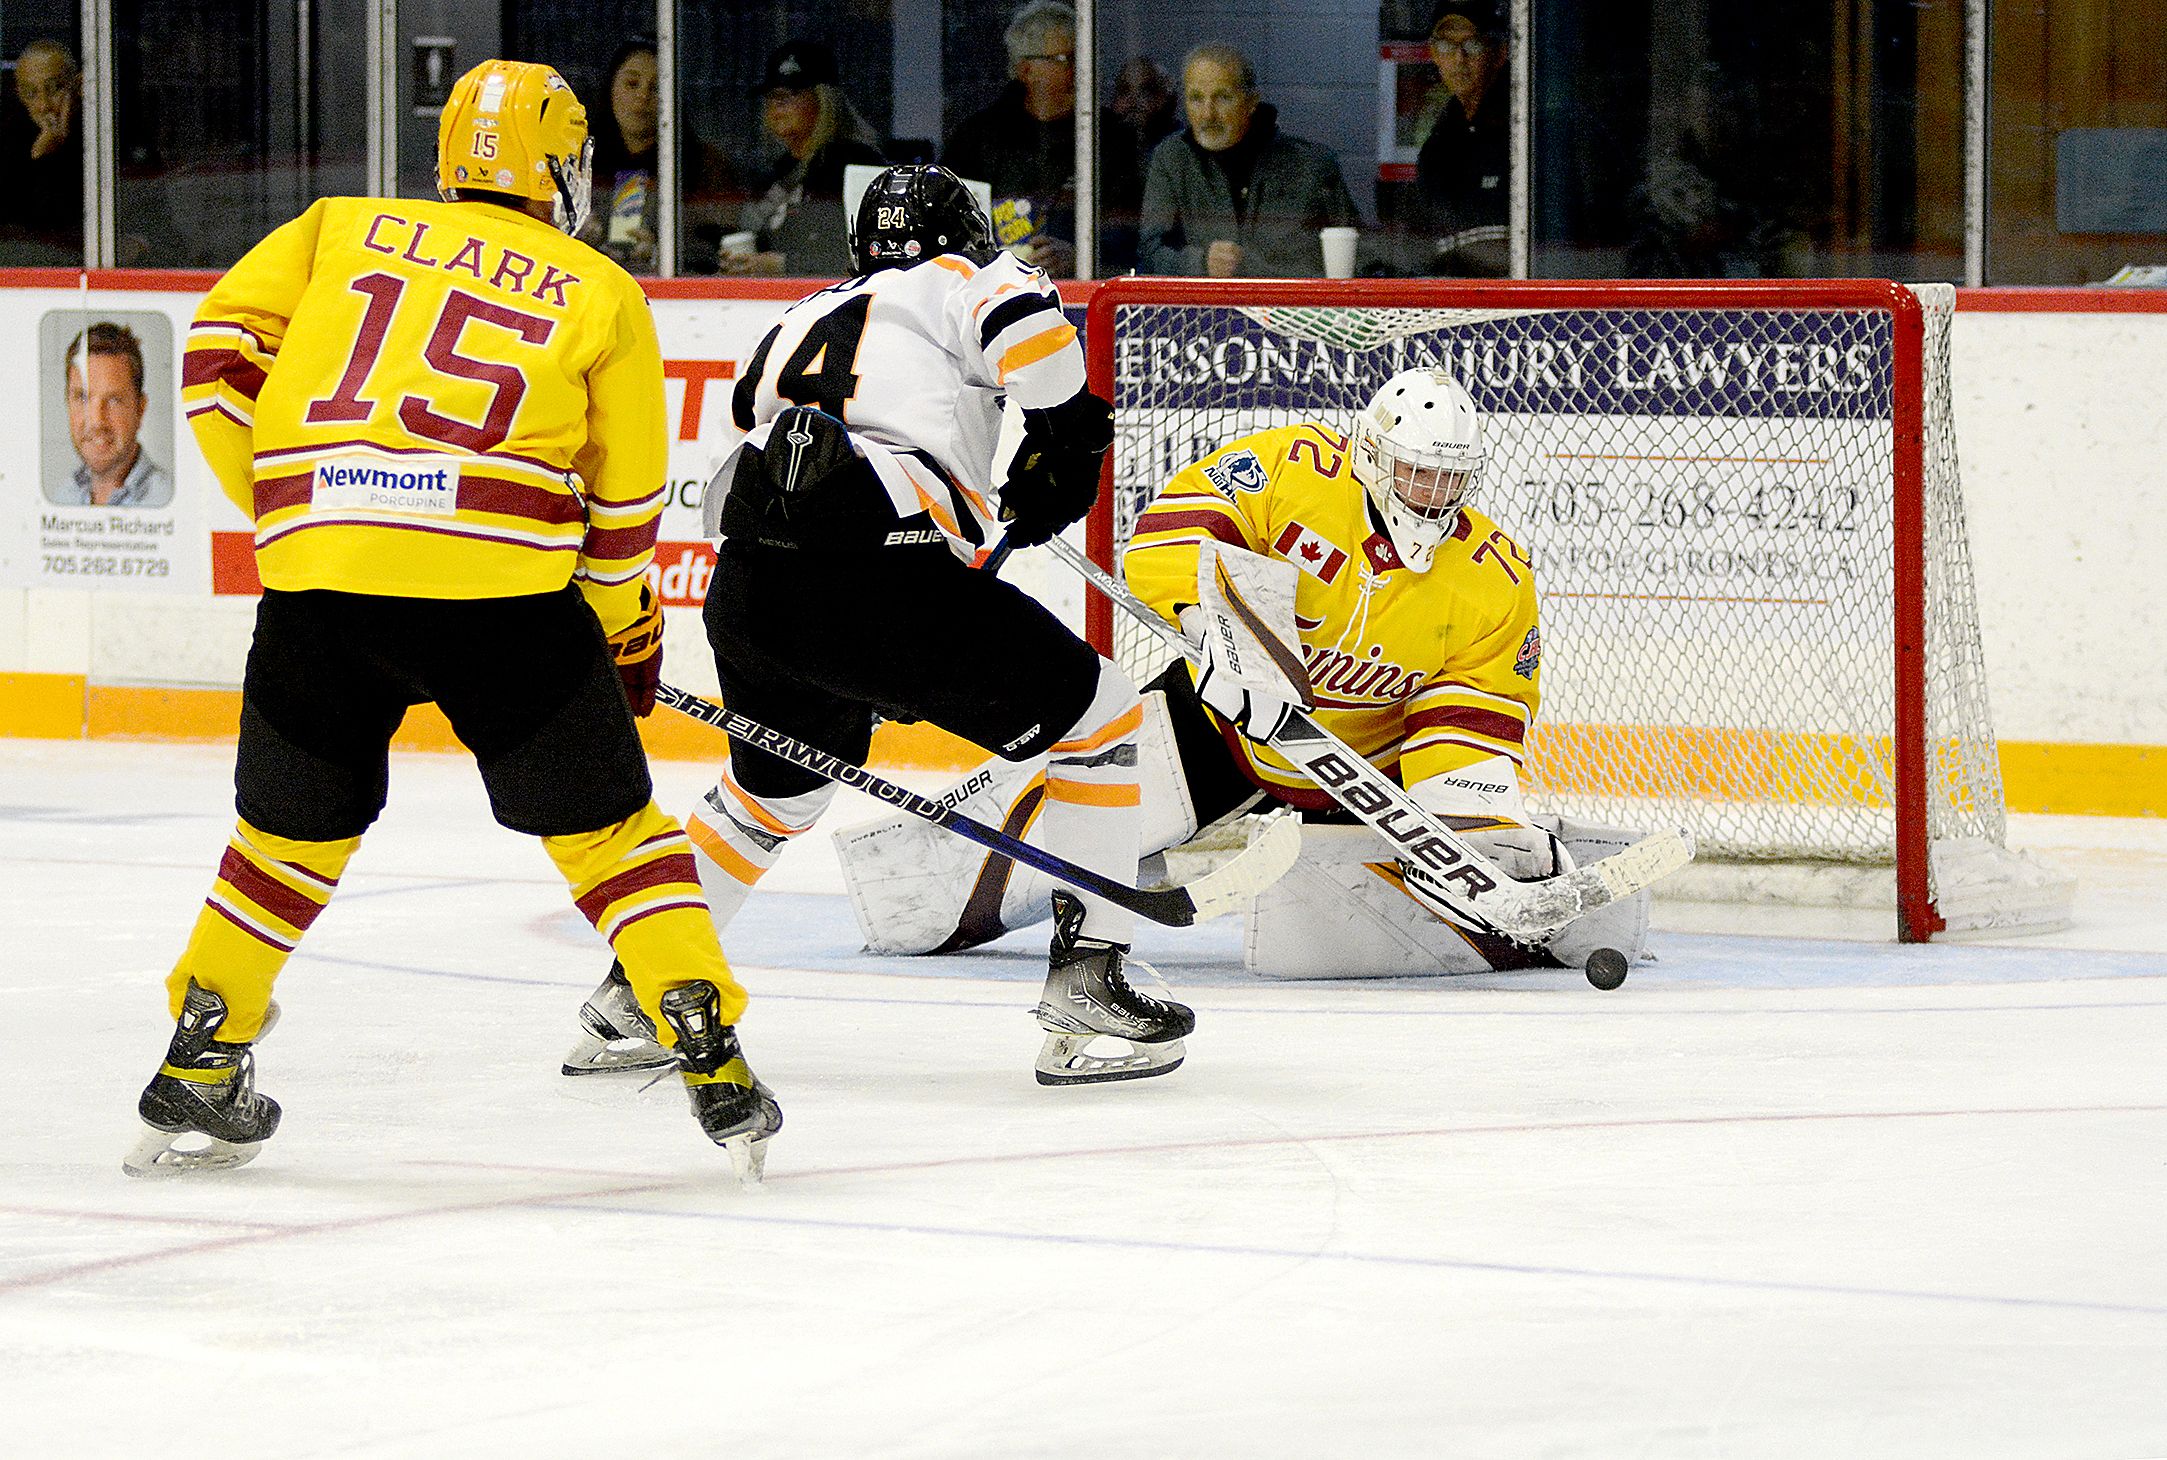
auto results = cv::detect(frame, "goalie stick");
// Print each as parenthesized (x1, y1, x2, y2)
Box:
(1043, 537, 1695, 941)
(655, 682, 1300, 928)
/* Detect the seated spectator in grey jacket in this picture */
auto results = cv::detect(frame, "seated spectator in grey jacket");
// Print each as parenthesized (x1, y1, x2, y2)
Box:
(1139, 46, 1360, 278)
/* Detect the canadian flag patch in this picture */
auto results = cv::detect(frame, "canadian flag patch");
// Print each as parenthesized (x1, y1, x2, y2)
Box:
(1273, 520, 1348, 584)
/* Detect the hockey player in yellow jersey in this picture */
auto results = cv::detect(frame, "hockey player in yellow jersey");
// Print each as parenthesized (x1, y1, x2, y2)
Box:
(837, 368, 1655, 978)
(128, 59, 779, 1180)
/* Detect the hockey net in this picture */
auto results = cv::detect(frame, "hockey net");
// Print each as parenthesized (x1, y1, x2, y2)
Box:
(1083, 278, 2070, 940)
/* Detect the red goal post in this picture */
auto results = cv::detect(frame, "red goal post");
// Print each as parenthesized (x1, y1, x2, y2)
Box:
(1081, 277, 2070, 942)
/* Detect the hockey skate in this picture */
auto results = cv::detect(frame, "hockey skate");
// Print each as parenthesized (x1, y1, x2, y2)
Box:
(560, 961, 672, 1076)
(123, 980, 281, 1177)
(1033, 891, 1195, 1086)
(657, 980, 782, 1184)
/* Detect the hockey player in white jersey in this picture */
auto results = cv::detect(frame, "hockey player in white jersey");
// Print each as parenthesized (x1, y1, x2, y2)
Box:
(834, 369, 1655, 980)
(563, 165, 1192, 1085)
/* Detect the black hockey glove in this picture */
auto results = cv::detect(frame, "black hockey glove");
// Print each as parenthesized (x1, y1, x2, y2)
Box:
(1000, 389, 1114, 549)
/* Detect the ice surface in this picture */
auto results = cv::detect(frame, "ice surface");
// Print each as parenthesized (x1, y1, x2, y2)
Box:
(3, 741, 2164, 1458)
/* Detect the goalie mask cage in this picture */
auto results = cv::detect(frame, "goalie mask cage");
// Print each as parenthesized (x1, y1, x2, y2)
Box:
(1084, 278, 2070, 942)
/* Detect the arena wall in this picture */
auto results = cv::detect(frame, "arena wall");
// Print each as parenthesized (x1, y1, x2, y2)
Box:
(1, 275, 2160, 814)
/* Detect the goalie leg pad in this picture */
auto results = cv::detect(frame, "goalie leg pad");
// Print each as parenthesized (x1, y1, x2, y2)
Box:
(1243, 818, 1653, 978)
(836, 755, 1049, 956)
(1245, 825, 1516, 978)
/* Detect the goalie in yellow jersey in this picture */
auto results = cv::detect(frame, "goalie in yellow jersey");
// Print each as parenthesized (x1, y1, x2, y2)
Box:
(125, 59, 779, 1180)
(836, 368, 1654, 978)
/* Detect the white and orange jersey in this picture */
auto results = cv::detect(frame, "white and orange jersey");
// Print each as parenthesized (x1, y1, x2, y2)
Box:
(720, 249, 1082, 564)
(182, 196, 665, 636)
(1124, 422, 1542, 808)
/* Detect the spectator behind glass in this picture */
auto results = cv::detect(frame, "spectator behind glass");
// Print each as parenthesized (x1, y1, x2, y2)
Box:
(580, 38, 735, 274)
(943, 1, 1082, 275)
(724, 42, 885, 278)
(54, 322, 171, 509)
(1100, 57, 1179, 272)
(0, 39, 83, 264)
(1139, 45, 1360, 278)
(1625, 61, 1809, 278)
(1410, 0, 1508, 277)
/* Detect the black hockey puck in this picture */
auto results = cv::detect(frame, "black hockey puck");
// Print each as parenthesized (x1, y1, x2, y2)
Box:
(1585, 948, 1629, 991)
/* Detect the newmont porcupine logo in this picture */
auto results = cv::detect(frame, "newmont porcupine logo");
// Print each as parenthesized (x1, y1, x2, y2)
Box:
(310, 456, 462, 517)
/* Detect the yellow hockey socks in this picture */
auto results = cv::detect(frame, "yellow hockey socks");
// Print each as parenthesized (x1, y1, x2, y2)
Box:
(543, 801, 746, 1041)
(166, 820, 361, 1041)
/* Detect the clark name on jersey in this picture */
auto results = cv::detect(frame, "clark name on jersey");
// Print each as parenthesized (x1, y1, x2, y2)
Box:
(182, 195, 665, 638)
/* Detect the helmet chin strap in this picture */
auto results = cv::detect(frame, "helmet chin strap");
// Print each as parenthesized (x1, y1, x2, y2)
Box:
(1363, 481, 1448, 573)
(547, 141, 593, 236)
(1383, 500, 1447, 572)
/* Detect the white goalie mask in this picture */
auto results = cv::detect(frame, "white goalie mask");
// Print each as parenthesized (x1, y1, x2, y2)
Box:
(1348, 370, 1486, 573)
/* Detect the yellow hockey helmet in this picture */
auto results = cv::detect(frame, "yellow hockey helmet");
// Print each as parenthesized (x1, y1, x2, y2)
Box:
(436, 59, 593, 235)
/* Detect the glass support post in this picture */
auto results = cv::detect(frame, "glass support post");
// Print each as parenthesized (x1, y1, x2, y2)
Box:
(1509, 0, 1530, 278)
(1076, 0, 1098, 280)
(83, 0, 114, 267)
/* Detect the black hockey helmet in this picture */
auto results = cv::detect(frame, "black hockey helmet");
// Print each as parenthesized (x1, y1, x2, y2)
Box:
(848, 164, 994, 276)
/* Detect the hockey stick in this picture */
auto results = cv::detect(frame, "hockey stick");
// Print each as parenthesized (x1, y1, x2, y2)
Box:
(1043, 537, 1694, 941)
(654, 682, 1299, 928)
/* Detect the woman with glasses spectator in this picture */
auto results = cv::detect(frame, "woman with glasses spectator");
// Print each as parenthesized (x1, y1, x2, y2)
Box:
(723, 41, 887, 278)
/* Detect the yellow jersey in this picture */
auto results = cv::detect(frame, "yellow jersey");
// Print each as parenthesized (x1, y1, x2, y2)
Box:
(183, 196, 665, 635)
(1124, 422, 1542, 808)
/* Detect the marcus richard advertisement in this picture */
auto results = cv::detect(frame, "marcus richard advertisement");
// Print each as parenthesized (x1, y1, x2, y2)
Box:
(0, 305, 204, 593)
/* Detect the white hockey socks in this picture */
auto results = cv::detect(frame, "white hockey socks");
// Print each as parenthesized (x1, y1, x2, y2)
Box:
(1038, 658, 1144, 947)
(683, 767, 835, 934)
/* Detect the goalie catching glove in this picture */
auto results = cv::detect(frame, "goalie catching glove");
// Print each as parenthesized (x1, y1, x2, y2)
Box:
(999, 389, 1114, 548)
(606, 583, 664, 717)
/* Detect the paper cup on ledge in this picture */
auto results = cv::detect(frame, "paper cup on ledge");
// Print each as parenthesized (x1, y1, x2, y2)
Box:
(1320, 226, 1359, 279)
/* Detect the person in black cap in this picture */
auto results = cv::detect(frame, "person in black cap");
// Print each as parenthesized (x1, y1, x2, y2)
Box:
(723, 40, 887, 277)
(1410, 0, 1508, 276)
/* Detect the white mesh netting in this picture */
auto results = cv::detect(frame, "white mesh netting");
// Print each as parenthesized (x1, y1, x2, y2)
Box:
(1094, 283, 2069, 936)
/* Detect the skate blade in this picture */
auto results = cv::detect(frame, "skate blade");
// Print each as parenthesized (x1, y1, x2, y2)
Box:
(121, 1124, 265, 1178)
(1034, 1032, 1186, 1087)
(721, 1131, 772, 1186)
(701, 1088, 782, 1186)
(561, 1031, 674, 1077)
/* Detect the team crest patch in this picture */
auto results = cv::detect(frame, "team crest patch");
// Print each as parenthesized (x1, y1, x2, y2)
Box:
(1513, 626, 1541, 680)
(1201, 448, 1268, 499)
